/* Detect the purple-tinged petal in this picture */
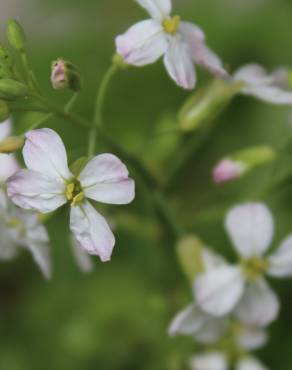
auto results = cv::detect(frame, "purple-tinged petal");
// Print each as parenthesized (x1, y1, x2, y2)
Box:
(7, 169, 67, 213)
(136, 0, 171, 19)
(116, 20, 167, 66)
(0, 154, 20, 182)
(70, 201, 115, 262)
(241, 85, 292, 105)
(213, 159, 246, 184)
(23, 128, 72, 181)
(163, 36, 196, 90)
(80, 154, 135, 205)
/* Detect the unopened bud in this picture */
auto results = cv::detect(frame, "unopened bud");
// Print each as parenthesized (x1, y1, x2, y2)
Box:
(213, 146, 276, 184)
(176, 235, 205, 281)
(0, 45, 13, 67)
(0, 79, 28, 100)
(179, 79, 242, 132)
(7, 20, 26, 52)
(51, 59, 82, 91)
(0, 100, 10, 122)
(0, 135, 24, 153)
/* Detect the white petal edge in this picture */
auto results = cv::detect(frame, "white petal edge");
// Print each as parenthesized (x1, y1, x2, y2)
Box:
(0, 221, 18, 260)
(0, 119, 11, 141)
(116, 20, 167, 66)
(235, 278, 280, 327)
(80, 154, 135, 205)
(236, 357, 270, 370)
(225, 203, 274, 258)
(237, 325, 268, 350)
(70, 201, 115, 262)
(189, 352, 228, 370)
(233, 64, 270, 86)
(27, 242, 52, 280)
(194, 265, 245, 316)
(71, 235, 94, 273)
(0, 154, 20, 182)
(23, 128, 72, 181)
(136, 0, 171, 19)
(268, 234, 292, 277)
(7, 169, 67, 213)
(164, 36, 196, 90)
(241, 85, 292, 105)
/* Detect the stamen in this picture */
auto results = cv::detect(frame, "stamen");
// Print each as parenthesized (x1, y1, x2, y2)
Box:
(241, 257, 269, 282)
(66, 181, 85, 206)
(163, 15, 181, 35)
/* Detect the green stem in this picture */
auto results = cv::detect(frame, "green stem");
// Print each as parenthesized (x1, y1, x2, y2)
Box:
(88, 63, 119, 156)
(26, 112, 54, 132)
(20, 52, 41, 93)
(65, 92, 79, 112)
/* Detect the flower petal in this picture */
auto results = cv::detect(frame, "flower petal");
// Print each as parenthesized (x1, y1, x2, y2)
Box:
(236, 357, 270, 370)
(225, 203, 274, 258)
(116, 20, 167, 66)
(7, 169, 67, 213)
(0, 154, 20, 182)
(70, 201, 115, 262)
(164, 36, 196, 90)
(268, 234, 292, 277)
(136, 0, 171, 19)
(168, 304, 207, 336)
(235, 278, 279, 327)
(80, 154, 135, 205)
(194, 265, 245, 316)
(189, 352, 228, 370)
(0, 221, 18, 260)
(242, 85, 292, 105)
(23, 128, 72, 181)
(71, 235, 94, 273)
(195, 316, 228, 344)
(0, 119, 11, 141)
(233, 64, 270, 86)
(202, 248, 227, 271)
(237, 326, 268, 350)
(180, 22, 227, 78)
(27, 242, 52, 280)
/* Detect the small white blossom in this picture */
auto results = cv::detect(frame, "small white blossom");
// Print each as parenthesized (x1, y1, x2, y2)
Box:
(233, 64, 292, 105)
(195, 203, 292, 326)
(70, 235, 94, 273)
(0, 119, 20, 182)
(0, 188, 51, 279)
(7, 128, 135, 262)
(115, 0, 227, 90)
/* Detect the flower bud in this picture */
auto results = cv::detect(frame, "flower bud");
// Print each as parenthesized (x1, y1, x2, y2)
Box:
(176, 235, 205, 281)
(7, 20, 26, 52)
(178, 79, 242, 132)
(0, 135, 24, 153)
(51, 59, 82, 91)
(0, 45, 13, 67)
(213, 146, 276, 184)
(0, 100, 10, 122)
(0, 79, 28, 100)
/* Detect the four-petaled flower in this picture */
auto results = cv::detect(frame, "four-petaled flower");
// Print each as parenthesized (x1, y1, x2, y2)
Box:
(233, 64, 292, 105)
(116, 0, 228, 90)
(7, 128, 135, 262)
(0, 119, 20, 182)
(195, 203, 292, 327)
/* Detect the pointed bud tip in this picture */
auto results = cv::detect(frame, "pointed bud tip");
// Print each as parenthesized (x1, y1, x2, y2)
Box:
(213, 159, 246, 184)
(7, 19, 26, 52)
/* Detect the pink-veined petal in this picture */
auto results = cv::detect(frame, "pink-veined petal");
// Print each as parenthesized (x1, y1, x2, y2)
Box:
(235, 278, 280, 327)
(0, 119, 11, 141)
(225, 203, 274, 258)
(23, 128, 72, 181)
(80, 154, 135, 205)
(268, 234, 292, 277)
(70, 201, 115, 262)
(0, 154, 20, 182)
(189, 352, 228, 370)
(7, 169, 67, 213)
(116, 20, 167, 66)
(136, 0, 171, 18)
(164, 36, 196, 90)
(194, 265, 245, 316)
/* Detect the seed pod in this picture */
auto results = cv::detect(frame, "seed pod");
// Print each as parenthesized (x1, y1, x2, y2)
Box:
(0, 100, 10, 122)
(0, 79, 28, 100)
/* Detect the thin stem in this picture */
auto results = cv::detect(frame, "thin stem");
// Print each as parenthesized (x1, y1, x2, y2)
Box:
(65, 92, 79, 112)
(88, 63, 119, 156)
(25, 112, 54, 132)
(20, 52, 41, 94)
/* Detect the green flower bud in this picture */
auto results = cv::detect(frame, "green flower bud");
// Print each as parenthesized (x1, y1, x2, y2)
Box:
(213, 146, 276, 184)
(0, 45, 13, 67)
(7, 20, 26, 52)
(0, 79, 28, 100)
(178, 79, 242, 132)
(0, 100, 10, 122)
(176, 235, 205, 282)
(51, 59, 82, 91)
(0, 135, 24, 153)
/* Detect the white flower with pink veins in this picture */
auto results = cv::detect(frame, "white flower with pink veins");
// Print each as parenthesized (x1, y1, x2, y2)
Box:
(7, 128, 135, 263)
(115, 0, 228, 90)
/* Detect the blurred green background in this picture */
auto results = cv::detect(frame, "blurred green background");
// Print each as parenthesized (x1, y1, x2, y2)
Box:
(1, 0, 292, 369)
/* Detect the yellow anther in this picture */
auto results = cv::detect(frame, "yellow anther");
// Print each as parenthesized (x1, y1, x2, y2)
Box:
(163, 15, 181, 35)
(71, 192, 85, 207)
(241, 257, 269, 282)
(7, 218, 21, 228)
(66, 182, 75, 201)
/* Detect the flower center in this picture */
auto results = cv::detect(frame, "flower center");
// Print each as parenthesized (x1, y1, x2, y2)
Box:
(66, 180, 85, 207)
(162, 15, 181, 35)
(241, 257, 269, 282)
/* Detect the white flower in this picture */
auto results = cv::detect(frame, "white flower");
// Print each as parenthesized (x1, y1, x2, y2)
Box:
(115, 0, 227, 90)
(70, 235, 94, 273)
(233, 64, 292, 105)
(189, 353, 270, 370)
(195, 203, 292, 326)
(7, 128, 135, 262)
(0, 119, 20, 182)
(0, 188, 51, 279)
